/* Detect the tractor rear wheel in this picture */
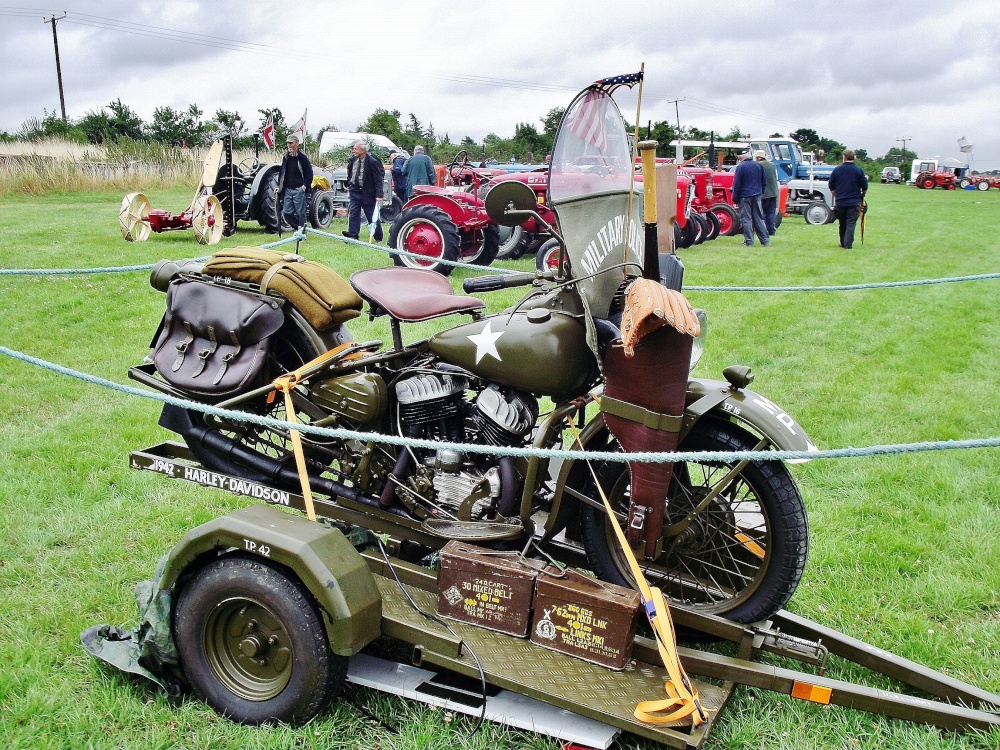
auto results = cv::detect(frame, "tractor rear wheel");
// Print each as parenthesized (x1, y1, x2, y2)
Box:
(803, 201, 832, 225)
(959, 178, 971, 189)
(259, 171, 292, 234)
(977, 180, 990, 191)
(920, 176, 936, 190)
(463, 223, 500, 266)
(708, 203, 739, 237)
(389, 205, 461, 276)
(308, 191, 334, 230)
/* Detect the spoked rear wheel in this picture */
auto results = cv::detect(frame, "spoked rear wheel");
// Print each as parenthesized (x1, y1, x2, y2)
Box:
(578, 418, 808, 623)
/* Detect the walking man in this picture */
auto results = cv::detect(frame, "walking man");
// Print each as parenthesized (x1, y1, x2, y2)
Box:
(732, 152, 769, 247)
(343, 140, 385, 242)
(756, 150, 780, 236)
(278, 134, 313, 230)
(389, 150, 408, 206)
(402, 145, 436, 199)
(828, 150, 869, 249)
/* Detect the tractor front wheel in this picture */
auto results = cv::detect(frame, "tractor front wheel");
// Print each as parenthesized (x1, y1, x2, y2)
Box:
(462, 223, 500, 267)
(702, 210, 721, 242)
(535, 238, 562, 272)
(389, 205, 461, 276)
(308, 191, 334, 230)
(977, 180, 990, 191)
(496, 225, 534, 260)
(803, 201, 832, 225)
(708, 203, 739, 237)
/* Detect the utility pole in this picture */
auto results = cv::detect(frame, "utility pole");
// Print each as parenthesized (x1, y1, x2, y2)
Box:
(44, 13, 68, 122)
(895, 136, 911, 160)
(667, 97, 685, 161)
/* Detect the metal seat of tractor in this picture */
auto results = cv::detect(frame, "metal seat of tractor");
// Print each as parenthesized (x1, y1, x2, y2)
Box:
(349, 267, 484, 322)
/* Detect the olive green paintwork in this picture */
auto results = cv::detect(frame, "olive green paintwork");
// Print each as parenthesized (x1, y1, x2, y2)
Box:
(311, 372, 388, 425)
(429, 310, 595, 397)
(157, 504, 381, 657)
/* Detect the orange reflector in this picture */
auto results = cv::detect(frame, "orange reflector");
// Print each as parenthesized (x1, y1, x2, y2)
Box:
(735, 532, 766, 559)
(791, 680, 832, 705)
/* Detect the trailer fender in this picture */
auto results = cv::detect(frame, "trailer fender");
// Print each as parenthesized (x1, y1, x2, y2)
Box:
(158, 504, 381, 657)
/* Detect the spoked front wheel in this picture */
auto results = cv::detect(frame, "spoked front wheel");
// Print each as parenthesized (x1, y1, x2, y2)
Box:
(578, 418, 808, 623)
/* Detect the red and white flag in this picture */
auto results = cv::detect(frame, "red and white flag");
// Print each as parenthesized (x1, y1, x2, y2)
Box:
(262, 113, 275, 150)
(292, 109, 307, 145)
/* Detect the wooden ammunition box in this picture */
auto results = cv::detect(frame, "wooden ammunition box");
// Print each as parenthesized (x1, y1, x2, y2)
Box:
(436, 541, 539, 637)
(529, 570, 641, 670)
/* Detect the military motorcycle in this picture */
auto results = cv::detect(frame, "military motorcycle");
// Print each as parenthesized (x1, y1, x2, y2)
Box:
(132, 81, 814, 627)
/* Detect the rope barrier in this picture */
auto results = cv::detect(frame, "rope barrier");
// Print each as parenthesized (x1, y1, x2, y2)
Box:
(2, 344, 998, 465)
(685, 271, 1000, 292)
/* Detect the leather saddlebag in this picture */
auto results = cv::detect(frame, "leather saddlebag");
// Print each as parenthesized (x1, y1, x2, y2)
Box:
(152, 279, 285, 398)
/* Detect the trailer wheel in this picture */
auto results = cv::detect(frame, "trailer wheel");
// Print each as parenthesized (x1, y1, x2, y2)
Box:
(977, 180, 990, 191)
(496, 225, 534, 260)
(308, 191, 334, 230)
(708, 203, 739, 236)
(389, 205, 461, 276)
(175, 556, 346, 726)
(803, 200, 832, 225)
(577, 418, 808, 624)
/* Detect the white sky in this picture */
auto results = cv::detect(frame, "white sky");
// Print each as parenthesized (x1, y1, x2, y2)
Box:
(2, 0, 998, 169)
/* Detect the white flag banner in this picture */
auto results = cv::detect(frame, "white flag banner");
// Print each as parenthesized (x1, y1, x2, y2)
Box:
(292, 109, 307, 145)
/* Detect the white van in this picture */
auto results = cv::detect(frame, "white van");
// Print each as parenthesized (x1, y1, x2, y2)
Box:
(319, 131, 406, 158)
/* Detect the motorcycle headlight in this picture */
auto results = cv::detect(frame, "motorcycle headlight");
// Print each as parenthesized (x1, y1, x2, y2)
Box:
(689, 309, 708, 372)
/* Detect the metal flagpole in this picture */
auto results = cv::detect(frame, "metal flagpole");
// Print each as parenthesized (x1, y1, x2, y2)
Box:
(624, 62, 645, 273)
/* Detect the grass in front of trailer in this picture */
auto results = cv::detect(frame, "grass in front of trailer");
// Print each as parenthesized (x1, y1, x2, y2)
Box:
(0, 184, 998, 750)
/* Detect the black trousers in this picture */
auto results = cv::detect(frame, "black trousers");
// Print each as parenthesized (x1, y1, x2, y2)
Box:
(835, 204, 861, 248)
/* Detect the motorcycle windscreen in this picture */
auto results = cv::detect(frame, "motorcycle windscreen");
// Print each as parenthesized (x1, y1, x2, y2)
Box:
(548, 87, 644, 322)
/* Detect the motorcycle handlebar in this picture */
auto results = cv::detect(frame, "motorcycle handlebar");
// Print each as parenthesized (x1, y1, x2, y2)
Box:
(462, 272, 537, 294)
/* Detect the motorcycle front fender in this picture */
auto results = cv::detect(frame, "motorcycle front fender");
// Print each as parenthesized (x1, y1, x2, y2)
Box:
(685, 378, 817, 460)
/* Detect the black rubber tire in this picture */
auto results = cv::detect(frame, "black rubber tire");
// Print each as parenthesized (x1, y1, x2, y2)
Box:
(388, 205, 462, 276)
(803, 200, 832, 225)
(175, 556, 346, 726)
(177, 318, 321, 484)
(677, 218, 696, 248)
(977, 180, 990, 191)
(702, 210, 721, 242)
(708, 203, 740, 237)
(920, 176, 936, 190)
(463, 223, 500, 267)
(535, 237, 562, 272)
(308, 191, 334, 230)
(577, 418, 808, 623)
(380, 195, 404, 224)
(691, 213, 707, 245)
(774, 209, 783, 229)
(259, 170, 292, 234)
(496, 225, 534, 260)
(673, 222, 683, 250)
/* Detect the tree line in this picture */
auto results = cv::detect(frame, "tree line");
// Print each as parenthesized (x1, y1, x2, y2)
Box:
(3, 100, 914, 174)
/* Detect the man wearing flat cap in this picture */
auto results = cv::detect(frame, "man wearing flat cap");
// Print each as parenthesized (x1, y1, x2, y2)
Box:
(278, 134, 313, 230)
(755, 150, 780, 236)
(732, 151, 770, 247)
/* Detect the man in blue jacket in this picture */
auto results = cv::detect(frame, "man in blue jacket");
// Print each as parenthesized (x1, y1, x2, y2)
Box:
(732, 152, 770, 247)
(389, 150, 408, 205)
(828, 150, 869, 249)
(343, 140, 385, 242)
(278, 134, 313, 230)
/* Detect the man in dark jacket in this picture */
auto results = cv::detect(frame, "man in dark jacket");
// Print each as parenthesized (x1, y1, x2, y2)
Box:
(732, 152, 769, 247)
(756, 150, 780, 236)
(389, 150, 408, 205)
(278, 134, 313, 229)
(402, 145, 436, 198)
(828, 150, 869, 249)
(344, 140, 384, 242)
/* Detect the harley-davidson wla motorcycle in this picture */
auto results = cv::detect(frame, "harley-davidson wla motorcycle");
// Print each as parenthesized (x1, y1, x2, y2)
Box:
(132, 81, 815, 628)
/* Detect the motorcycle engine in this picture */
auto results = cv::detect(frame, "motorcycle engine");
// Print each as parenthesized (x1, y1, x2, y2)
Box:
(393, 373, 538, 518)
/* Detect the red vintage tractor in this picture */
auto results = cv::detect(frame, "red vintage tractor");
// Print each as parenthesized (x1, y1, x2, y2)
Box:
(387, 150, 500, 275)
(916, 170, 957, 190)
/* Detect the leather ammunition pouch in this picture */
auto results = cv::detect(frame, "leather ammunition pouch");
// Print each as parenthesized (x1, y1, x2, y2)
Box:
(203, 248, 362, 331)
(152, 279, 284, 398)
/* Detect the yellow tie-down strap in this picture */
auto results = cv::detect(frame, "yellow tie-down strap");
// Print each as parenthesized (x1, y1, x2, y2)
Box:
(566, 417, 709, 727)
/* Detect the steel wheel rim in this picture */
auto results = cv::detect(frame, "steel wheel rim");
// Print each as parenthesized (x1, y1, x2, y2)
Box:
(316, 196, 332, 226)
(398, 217, 444, 268)
(461, 227, 486, 262)
(603, 461, 771, 614)
(542, 246, 562, 270)
(203, 596, 294, 701)
(805, 204, 826, 224)
(712, 209, 733, 235)
(497, 225, 523, 258)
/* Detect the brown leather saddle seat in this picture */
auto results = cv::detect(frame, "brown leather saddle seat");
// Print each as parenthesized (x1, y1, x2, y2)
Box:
(349, 267, 485, 322)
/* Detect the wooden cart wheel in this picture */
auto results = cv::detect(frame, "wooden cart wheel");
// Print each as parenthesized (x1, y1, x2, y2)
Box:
(193, 194, 224, 245)
(119, 192, 151, 242)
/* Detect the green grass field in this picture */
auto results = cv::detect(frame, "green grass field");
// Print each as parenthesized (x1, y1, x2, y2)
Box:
(1, 184, 999, 749)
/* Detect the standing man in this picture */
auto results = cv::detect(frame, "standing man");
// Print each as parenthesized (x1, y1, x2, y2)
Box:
(343, 140, 384, 242)
(828, 150, 869, 249)
(756, 150, 780, 237)
(402, 145, 435, 199)
(278, 134, 313, 230)
(389, 150, 408, 206)
(732, 151, 769, 247)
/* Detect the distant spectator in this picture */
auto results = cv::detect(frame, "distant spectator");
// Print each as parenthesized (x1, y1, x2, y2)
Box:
(828, 149, 869, 249)
(403, 145, 435, 198)
(389, 150, 408, 205)
(731, 152, 769, 247)
(278, 134, 313, 230)
(343, 140, 384, 242)
(755, 150, 780, 236)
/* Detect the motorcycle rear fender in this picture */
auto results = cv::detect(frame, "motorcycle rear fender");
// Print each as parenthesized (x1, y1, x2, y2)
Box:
(546, 379, 816, 535)
(157, 504, 382, 657)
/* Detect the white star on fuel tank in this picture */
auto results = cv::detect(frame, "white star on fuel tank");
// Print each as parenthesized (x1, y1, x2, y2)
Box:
(467, 320, 505, 364)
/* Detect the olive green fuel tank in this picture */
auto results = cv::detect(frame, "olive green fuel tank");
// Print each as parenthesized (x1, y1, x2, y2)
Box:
(429, 309, 595, 397)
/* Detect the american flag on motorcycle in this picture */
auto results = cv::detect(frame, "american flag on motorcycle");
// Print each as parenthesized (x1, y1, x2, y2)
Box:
(565, 71, 643, 151)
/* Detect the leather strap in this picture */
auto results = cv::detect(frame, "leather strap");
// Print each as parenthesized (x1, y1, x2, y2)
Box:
(171, 322, 195, 372)
(260, 254, 306, 294)
(214, 330, 241, 385)
(600, 395, 682, 433)
(192, 325, 217, 378)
